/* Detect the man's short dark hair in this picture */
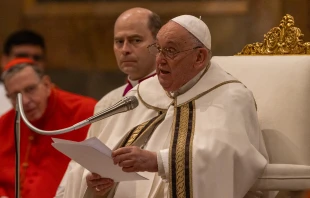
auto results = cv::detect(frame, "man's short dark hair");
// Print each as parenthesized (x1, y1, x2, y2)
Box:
(147, 12, 162, 39)
(3, 30, 46, 55)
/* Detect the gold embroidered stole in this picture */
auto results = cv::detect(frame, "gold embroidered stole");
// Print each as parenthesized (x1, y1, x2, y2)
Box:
(110, 112, 166, 197)
(118, 111, 166, 148)
(169, 101, 195, 198)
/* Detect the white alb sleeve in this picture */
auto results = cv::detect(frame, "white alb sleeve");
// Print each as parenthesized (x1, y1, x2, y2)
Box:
(157, 149, 170, 181)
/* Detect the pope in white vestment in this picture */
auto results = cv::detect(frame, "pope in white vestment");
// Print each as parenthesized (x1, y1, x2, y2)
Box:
(62, 61, 268, 198)
(60, 15, 268, 198)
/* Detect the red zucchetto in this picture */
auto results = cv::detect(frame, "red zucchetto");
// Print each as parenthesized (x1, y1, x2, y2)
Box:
(3, 58, 34, 72)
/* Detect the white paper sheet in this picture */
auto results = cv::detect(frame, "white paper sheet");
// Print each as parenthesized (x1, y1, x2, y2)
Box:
(52, 137, 147, 182)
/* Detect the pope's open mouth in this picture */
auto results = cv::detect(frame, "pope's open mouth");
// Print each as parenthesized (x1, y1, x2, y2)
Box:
(160, 69, 170, 74)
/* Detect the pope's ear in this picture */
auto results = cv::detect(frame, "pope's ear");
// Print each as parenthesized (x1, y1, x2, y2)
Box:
(194, 48, 208, 69)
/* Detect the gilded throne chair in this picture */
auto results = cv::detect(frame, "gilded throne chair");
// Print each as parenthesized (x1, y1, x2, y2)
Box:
(212, 14, 310, 198)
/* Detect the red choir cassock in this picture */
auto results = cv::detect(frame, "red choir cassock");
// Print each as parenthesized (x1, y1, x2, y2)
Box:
(0, 88, 97, 198)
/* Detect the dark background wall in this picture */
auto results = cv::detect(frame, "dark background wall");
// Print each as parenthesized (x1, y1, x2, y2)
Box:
(0, 0, 309, 100)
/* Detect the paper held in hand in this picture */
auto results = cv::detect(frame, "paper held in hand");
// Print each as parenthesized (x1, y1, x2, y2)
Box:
(52, 137, 147, 182)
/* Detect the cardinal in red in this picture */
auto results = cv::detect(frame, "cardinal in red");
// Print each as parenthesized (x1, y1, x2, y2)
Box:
(0, 58, 97, 198)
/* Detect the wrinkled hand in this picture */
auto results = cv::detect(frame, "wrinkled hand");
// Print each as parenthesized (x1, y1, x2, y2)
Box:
(112, 146, 158, 172)
(86, 173, 114, 196)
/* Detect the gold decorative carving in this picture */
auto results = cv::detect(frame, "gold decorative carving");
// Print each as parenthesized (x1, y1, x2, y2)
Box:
(237, 14, 310, 55)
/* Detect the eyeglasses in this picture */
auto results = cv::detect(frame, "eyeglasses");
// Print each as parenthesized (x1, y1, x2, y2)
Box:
(14, 53, 44, 62)
(6, 81, 42, 102)
(147, 43, 202, 59)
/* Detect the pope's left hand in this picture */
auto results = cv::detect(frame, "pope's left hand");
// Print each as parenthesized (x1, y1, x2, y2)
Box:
(112, 146, 158, 172)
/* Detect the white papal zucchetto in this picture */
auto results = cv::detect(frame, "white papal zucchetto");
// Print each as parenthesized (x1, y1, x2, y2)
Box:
(171, 15, 211, 50)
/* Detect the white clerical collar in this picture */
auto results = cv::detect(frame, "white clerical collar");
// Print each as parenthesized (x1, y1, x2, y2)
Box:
(127, 71, 156, 87)
(170, 65, 209, 97)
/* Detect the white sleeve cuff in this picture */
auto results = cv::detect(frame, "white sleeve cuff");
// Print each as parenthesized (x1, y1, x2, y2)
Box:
(157, 149, 169, 181)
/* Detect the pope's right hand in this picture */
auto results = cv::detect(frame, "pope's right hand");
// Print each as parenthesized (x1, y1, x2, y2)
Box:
(86, 173, 114, 196)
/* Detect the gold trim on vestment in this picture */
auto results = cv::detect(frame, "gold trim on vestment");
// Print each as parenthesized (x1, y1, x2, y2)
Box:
(175, 104, 189, 198)
(121, 120, 150, 147)
(189, 102, 195, 197)
(118, 112, 165, 149)
(169, 101, 195, 198)
(137, 84, 169, 112)
(177, 80, 242, 107)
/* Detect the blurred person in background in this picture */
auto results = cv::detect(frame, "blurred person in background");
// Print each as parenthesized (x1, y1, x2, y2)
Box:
(1, 29, 47, 69)
(55, 7, 161, 197)
(0, 30, 46, 117)
(0, 58, 97, 198)
(0, 27, 98, 198)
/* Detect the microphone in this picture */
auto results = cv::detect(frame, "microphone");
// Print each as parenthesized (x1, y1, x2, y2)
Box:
(74, 95, 139, 129)
(16, 94, 139, 135)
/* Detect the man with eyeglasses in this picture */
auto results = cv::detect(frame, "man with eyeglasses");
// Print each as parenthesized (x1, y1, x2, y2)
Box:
(0, 30, 46, 117)
(0, 58, 97, 198)
(61, 15, 268, 198)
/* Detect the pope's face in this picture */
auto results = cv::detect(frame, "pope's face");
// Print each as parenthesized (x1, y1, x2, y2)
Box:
(4, 66, 51, 121)
(155, 21, 201, 92)
(113, 11, 156, 81)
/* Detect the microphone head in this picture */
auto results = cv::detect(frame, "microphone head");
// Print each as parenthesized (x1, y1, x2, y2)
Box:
(124, 96, 139, 110)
